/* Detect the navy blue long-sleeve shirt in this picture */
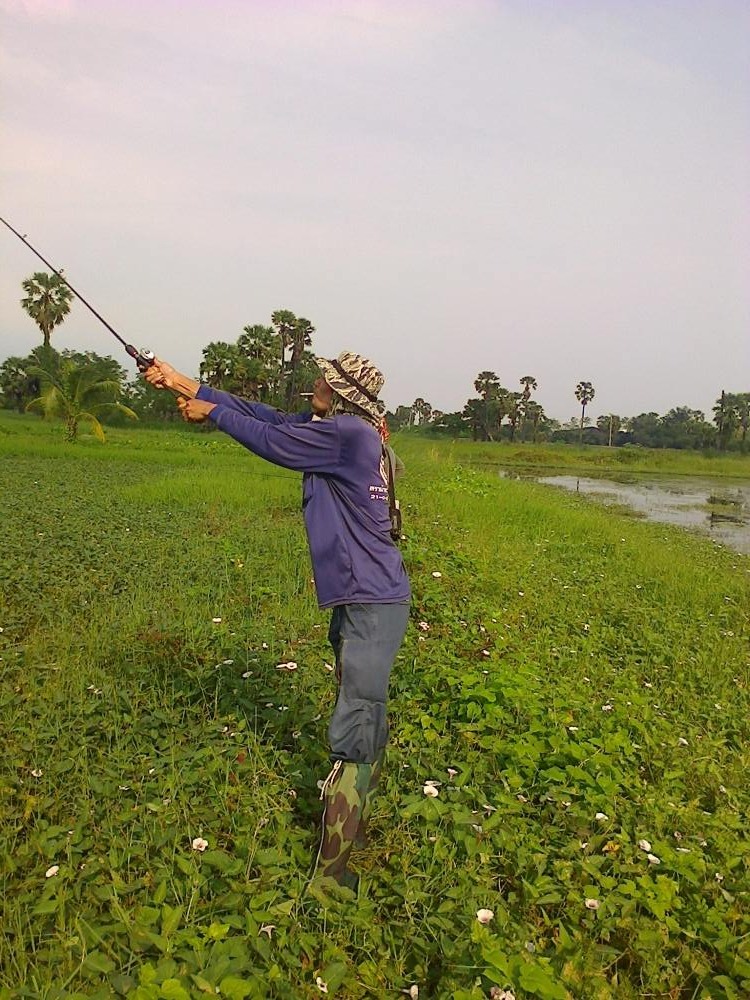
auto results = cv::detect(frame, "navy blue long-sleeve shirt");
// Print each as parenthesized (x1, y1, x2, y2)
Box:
(197, 385, 410, 609)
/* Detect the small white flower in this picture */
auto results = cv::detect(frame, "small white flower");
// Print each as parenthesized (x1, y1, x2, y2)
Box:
(418, 621, 430, 631)
(719, 785, 727, 794)
(638, 839, 652, 853)
(31, 768, 43, 778)
(212, 617, 222, 623)
(242, 671, 253, 678)
(489, 990, 516, 1000)
(324, 662, 335, 671)
(476, 908, 494, 924)
(579, 841, 589, 849)
(482, 649, 490, 657)
(275, 661, 298, 671)
(646, 853, 660, 865)
(517, 794, 528, 803)
(432, 571, 442, 578)
(191, 837, 208, 852)
(45, 865, 59, 878)
(714, 872, 724, 882)
(222, 658, 234, 665)
(677, 737, 689, 747)
(262, 642, 268, 649)
(585, 898, 600, 910)
(259, 924, 275, 938)
(315, 977, 328, 993)
(595, 812, 609, 822)
(447, 768, 458, 778)
(423, 784, 439, 797)
(601, 703, 613, 712)
(676, 847, 691, 854)
(568, 726, 579, 732)
(518, 591, 524, 597)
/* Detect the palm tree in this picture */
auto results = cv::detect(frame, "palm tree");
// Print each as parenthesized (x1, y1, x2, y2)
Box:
(236, 324, 279, 401)
(735, 394, 750, 452)
(411, 397, 428, 426)
(271, 309, 298, 375)
(574, 381, 596, 442)
(519, 375, 537, 401)
(21, 271, 74, 349)
(200, 341, 237, 389)
(27, 356, 136, 441)
(462, 398, 485, 441)
(473, 372, 501, 441)
(524, 400, 545, 443)
(506, 392, 524, 442)
(285, 316, 315, 408)
(518, 376, 538, 439)
(474, 371, 500, 398)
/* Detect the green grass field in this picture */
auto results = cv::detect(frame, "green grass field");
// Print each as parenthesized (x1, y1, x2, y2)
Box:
(1, 412, 749, 999)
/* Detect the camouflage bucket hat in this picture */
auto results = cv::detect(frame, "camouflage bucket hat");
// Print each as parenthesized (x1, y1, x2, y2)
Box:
(315, 351, 385, 419)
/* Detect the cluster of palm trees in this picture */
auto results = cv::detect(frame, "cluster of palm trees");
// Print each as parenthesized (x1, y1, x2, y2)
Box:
(6, 272, 135, 440)
(199, 310, 316, 409)
(457, 371, 544, 442)
(8, 270, 319, 436)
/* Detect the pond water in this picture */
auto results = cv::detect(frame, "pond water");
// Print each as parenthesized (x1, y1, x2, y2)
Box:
(513, 473, 750, 554)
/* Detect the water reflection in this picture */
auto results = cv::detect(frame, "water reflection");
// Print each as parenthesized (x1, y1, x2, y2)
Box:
(503, 471, 750, 554)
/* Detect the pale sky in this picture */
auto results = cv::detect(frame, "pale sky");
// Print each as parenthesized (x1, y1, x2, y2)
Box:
(1, 0, 748, 420)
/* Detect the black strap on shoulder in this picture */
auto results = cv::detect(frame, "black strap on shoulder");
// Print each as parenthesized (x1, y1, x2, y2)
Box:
(382, 444, 402, 542)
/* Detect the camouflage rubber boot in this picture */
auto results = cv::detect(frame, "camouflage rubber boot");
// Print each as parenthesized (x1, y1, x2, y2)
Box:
(355, 749, 384, 849)
(312, 760, 372, 891)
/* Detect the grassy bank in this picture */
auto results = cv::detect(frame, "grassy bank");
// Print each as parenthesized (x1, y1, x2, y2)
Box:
(1, 415, 748, 998)
(396, 433, 750, 479)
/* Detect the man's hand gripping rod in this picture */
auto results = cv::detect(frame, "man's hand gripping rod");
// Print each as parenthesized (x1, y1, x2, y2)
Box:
(0, 215, 162, 378)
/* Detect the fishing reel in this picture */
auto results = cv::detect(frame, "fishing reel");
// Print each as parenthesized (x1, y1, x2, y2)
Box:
(125, 345, 155, 372)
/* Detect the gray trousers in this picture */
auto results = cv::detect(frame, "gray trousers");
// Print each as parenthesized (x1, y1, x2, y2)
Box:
(327, 601, 410, 764)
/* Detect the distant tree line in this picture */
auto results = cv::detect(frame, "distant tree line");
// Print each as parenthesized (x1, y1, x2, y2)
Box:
(386, 374, 750, 452)
(1, 269, 748, 451)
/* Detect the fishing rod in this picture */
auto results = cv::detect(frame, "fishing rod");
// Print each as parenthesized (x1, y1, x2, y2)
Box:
(0, 215, 156, 374)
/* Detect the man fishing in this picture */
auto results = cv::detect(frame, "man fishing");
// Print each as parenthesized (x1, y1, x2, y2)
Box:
(144, 352, 411, 892)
